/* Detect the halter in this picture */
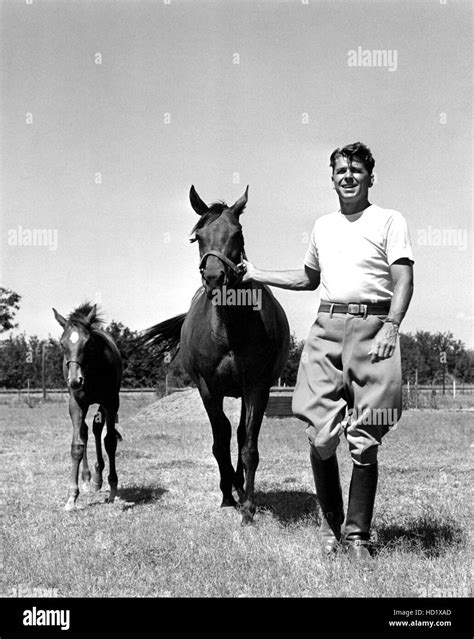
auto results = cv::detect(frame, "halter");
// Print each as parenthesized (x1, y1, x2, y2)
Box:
(199, 248, 247, 285)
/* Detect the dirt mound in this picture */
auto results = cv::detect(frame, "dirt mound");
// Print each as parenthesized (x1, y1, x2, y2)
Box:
(133, 389, 242, 423)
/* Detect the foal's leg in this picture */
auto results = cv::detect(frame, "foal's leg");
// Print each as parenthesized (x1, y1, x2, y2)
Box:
(65, 398, 88, 511)
(81, 418, 91, 491)
(92, 406, 105, 491)
(103, 403, 119, 503)
(201, 392, 237, 508)
(240, 387, 270, 525)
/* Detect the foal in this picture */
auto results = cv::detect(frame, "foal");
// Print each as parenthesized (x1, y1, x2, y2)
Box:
(53, 303, 122, 510)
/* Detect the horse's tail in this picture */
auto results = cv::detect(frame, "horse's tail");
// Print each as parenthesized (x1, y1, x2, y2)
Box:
(135, 313, 187, 361)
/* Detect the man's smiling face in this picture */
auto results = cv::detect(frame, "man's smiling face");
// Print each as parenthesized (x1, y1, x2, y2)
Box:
(331, 155, 373, 203)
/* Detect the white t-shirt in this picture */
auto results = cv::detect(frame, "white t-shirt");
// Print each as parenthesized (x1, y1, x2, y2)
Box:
(304, 204, 414, 303)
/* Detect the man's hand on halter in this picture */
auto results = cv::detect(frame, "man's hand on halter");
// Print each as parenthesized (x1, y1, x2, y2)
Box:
(369, 321, 399, 363)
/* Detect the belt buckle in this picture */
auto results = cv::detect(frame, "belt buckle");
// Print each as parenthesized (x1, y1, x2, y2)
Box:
(348, 303, 367, 317)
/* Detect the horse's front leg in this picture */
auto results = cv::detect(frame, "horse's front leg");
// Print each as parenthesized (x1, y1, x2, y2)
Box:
(234, 398, 246, 500)
(201, 391, 237, 509)
(104, 402, 119, 503)
(81, 418, 91, 492)
(65, 398, 88, 511)
(240, 387, 270, 525)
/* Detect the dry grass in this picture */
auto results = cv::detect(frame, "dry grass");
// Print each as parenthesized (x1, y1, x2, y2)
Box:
(0, 393, 471, 598)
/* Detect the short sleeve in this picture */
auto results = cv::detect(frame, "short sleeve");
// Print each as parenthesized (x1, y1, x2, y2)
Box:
(385, 212, 415, 265)
(303, 222, 320, 271)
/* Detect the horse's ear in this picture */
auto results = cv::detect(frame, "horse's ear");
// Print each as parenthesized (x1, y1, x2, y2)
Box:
(189, 185, 208, 216)
(53, 308, 67, 328)
(86, 304, 97, 324)
(231, 185, 249, 217)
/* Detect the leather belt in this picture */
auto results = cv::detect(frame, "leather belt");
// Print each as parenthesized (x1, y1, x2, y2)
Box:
(319, 302, 390, 317)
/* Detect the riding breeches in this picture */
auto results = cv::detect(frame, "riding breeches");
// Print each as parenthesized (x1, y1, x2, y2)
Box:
(292, 312, 402, 466)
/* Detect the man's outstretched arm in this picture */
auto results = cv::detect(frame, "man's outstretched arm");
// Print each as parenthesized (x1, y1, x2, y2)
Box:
(241, 260, 320, 291)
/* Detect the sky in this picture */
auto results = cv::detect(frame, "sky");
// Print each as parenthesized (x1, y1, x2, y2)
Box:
(1, 0, 472, 348)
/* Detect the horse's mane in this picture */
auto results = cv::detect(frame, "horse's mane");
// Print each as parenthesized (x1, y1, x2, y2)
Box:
(190, 201, 230, 235)
(68, 302, 104, 331)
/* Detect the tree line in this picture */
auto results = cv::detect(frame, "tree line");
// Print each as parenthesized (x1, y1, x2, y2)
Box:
(0, 287, 472, 389)
(0, 321, 194, 393)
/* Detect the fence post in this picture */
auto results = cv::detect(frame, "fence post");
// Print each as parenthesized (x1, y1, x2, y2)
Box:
(453, 379, 456, 398)
(414, 369, 418, 409)
(42, 343, 47, 400)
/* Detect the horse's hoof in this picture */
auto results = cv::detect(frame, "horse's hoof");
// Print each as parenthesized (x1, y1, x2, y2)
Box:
(106, 490, 118, 504)
(240, 513, 255, 526)
(64, 500, 76, 511)
(220, 496, 237, 508)
(82, 482, 91, 493)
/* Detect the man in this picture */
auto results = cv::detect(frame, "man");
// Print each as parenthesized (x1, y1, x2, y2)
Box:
(242, 142, 414, 560)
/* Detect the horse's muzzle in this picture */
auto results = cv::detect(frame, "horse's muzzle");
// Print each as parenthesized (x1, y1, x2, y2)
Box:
(202, 268, 226, 297)
(200, 250, 244, 296)
(67, 362, 84, 390)
(69, 378, 84, 390)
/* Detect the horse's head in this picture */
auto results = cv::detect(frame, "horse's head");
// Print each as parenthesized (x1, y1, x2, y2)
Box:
(189, 185, 248, 298)
(53, 304, 98, 390)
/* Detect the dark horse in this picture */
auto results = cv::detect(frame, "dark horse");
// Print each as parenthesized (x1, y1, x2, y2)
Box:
(140, 186, 289, 524)
(53, 303, 122, 510)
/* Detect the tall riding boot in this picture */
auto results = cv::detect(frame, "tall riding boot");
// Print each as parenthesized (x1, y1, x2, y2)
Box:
(310, 451, 344, 555)
(344, 462, 378, 561)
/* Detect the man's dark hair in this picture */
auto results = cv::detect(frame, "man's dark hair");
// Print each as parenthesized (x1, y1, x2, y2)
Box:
(329, 142, 375, 176)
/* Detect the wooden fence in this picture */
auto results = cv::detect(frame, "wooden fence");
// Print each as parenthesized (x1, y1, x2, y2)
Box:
(1, 385, 473, 415)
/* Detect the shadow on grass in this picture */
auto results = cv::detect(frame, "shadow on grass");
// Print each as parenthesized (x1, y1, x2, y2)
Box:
(255, 489, 319, 525)
(374, 516, 466, 557)
(74, 485, 168, 511)
(118, 485, 168, 506)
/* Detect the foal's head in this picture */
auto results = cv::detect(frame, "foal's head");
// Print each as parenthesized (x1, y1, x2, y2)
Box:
(53, 303, 101, 390)
(189, 185, 248, 297)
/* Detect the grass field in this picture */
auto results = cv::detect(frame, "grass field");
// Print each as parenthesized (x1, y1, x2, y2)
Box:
(1, 394, 472, 598)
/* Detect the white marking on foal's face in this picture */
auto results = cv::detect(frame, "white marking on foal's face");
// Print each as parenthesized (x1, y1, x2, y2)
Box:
(69, 330, 79, 344)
